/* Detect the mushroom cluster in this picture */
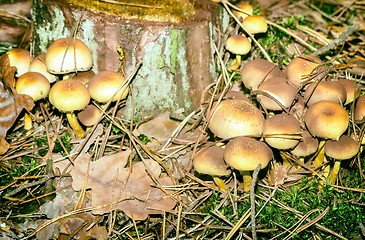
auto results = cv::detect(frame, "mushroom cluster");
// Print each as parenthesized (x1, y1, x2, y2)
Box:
(3, 37, 129, 138)
(194, 55, 361, 191)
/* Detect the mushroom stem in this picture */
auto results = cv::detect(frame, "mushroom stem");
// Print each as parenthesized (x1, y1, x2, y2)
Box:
(228, 55, 242, 71)
(23, 112, 33, 130)
(328, 160, 341, 184)
(66, 112, 85, 138)
(313, 140, 325, 168)
(213, 176, 228, 191)
(242, 171, 252, 192)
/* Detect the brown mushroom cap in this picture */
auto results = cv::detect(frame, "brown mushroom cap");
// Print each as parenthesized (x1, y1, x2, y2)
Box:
(240, 59, 282, 91)
(193, 145, 231, 177)
(263, 113, 301, 150)
(232, 1, 253, 21)
(286, 55, 326, 89)
(6, 48, 31, 77)
(88, 71, 129, 103)
(354, 95, 365, 124)
(46, 38, 93, 74)
(77, 104, 101, 127)
(208, 99, 265, 139)
(15, 72, 50, 101)
(325, 135, 359, 160)
(291, 130, 319, 157)
(226, 34, 251, 55)
(49, 79, 90, 112)
(70, 69, 95, 87)
(256, 77, 297, 111)
(304, 101, 349, 140)
(304, 80, 346, 106)
(224, 136, 273, 171)
(242, 15, 268, 34)
(336, 78, 357, 105)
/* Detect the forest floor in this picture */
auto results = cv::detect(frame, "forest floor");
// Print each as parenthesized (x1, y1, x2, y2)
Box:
(1, 0, 365, 239)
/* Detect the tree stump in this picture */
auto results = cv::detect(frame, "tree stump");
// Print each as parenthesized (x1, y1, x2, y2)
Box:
(31, 0, 228, 118)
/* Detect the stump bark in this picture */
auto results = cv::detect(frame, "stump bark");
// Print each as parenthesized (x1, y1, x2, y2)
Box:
(31, 0, 228, 117)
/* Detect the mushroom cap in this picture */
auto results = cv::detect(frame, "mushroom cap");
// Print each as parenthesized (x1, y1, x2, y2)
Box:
(15, 72, 50, 101)
(46, 38, 93, 74)
(242, 15, 268, 34)
(325, 135, 359, 160)
(286, 55, 326, 89)
(70, 69, 95, 87)
(208, 99, 265, 139)
(336, 78, 357, 105)
(49, 79, 90, 112)
(193, 145, 231, 177)
(226, 34, 251, 55)
(232, 1, 253, 21)
(354, 95, 365, 123)
(29, 53, 57, 83)
(256, 77, 297, 111)
(88, 71, 129, 103)
(263, 113, 301, 150)
(304, 101, 349, 140)
(224, 136, 273, 171)
(6, 48, 31, 77)
(240, 59, 282, 91)
(77, 104, 101, 127)
(304, 80, 346, 106)
(291, 130, 319, 157)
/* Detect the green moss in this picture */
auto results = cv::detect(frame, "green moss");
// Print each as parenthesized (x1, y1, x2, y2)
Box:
(65, 0, 195, 22)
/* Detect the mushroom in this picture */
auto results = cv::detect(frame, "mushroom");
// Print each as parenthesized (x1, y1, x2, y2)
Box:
(208, 99, 265, 139)
(290, 130, 319, 164)
(263, 113, 301, 150)
(285, 55, 327, 89)
(242, 15, 268, 35)
(49, 79, 90, 138)
(70, 69, 95, 87)
(193, 145, 231, 191)
(225, 34, 251, 71)
(354, 95, 365, 124)
(6, 48, 31, 78)
(255, 76, 297, 111)
(232, 1, 253, 21)
(45, 37, 93, 78)
(15, 72, 51, 130)
(77, 104, 102, 129)
(336, 78, 358, 106)
(88, 70, 129, 103)
(28, 53, 57, 83)
(224, 136, 273, 192)
(304, 101, 349, 167)
(303, 80, 346, 106)
(240, 59, 282, 91)
(325, 135, 359, 184)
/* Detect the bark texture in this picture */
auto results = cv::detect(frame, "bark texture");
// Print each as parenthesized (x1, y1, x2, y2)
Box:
(31, 0, 228, 117)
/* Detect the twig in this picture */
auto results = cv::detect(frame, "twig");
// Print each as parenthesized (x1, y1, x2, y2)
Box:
(4, 174, 54, 197)
(250, 164, 261, 240)
(312, 24, 359, 56)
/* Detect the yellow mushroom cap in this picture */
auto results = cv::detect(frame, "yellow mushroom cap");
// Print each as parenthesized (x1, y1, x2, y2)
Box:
(304, 101, 349, 140)
(6, 48, 31, 77)
(232, 1, 253, 21)
(241, 59, 282, 91)
(193, 145, 231, 177)
(29, 53, 57, 83)
(224, 136, 273, 171)
(263, 113, 301, 150)
(49, 79, 90, 112)
(46, 38, 93, 74)
(88, 71, 129, 103)
(242, 15, 268, 34)
(325, 135, 359, 160)
(208, 99, 265, 139)
(225, 34, 251, 55)
(16, 72, 50, 101)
